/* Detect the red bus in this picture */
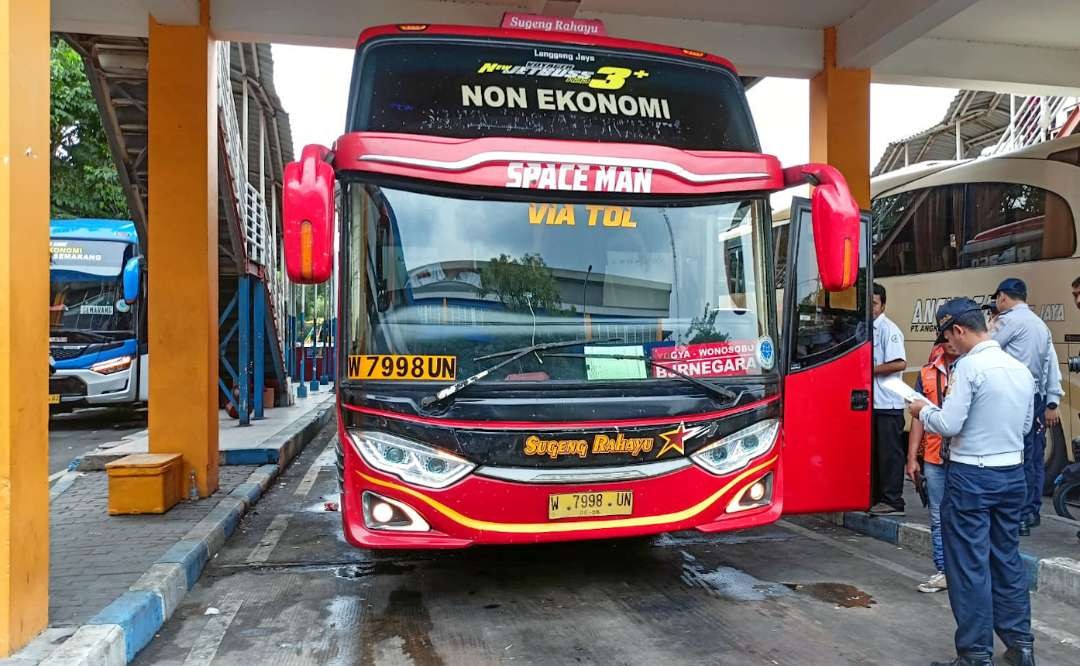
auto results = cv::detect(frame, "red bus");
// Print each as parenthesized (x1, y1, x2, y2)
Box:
(282, 17, 871, 549)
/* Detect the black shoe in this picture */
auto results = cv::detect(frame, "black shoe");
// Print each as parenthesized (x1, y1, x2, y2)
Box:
(1027, 515, 1040, 528)
(930, 655, 993, 666)
(1019, 520, 1030, 537)
(1003, 639, 1035, 666)
(930, 652, 994, 666)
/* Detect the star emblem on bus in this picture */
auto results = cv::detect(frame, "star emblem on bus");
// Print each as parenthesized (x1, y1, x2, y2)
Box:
(656, 422, 706, 458)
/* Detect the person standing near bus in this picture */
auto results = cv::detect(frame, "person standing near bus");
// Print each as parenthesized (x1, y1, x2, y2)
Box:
(871, 282, 907, 516)
(905, 340, 958, 593)
(992, 278, 1063, 536)
(911, 298, 1035, 666)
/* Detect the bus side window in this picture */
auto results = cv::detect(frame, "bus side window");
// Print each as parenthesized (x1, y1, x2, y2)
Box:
(964, 182, 1075, 267)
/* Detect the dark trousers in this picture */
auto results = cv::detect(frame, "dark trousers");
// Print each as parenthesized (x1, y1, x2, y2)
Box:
(1022, 394, 1047, 521)
(872, 409, 906, 509)
(941, 461, 1031, 655)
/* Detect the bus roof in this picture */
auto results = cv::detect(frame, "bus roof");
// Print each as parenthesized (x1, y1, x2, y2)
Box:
(356, 24, 738, 75)
(50, 218, 138, 243)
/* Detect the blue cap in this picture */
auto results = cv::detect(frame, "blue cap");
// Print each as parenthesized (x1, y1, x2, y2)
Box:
(994, 277, 1027, 299)
(935, 297, 983, 334)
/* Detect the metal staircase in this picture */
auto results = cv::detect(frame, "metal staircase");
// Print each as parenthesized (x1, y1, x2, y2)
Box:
(986, 95, 1080, 156)
(61, 34, 295, 425)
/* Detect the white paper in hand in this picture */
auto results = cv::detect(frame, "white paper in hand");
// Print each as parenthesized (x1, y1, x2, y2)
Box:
(880, 376, 931, 405)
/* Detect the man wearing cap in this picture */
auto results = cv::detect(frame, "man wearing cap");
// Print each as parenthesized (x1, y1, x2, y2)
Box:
(992, 277, 1063, 535)
(911, 298, 1035, 666)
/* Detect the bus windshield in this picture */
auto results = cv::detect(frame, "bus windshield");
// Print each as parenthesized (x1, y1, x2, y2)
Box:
(49, 238, 135, 336)
(345, 184, 774, 384)
(349, 37, 758, 151)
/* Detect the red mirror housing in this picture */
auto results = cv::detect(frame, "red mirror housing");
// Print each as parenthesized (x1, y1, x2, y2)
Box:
(283, 144, 335, 284)
(783, 163, 861, 292)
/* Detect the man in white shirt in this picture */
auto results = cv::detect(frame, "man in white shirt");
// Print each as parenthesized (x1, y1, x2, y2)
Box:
(870, 282, 908, 515)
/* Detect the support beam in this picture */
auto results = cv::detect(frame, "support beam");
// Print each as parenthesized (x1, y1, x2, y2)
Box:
(143, 0, 199, 25)
(836, 0, 978, 69)
(810, 28, 870, 209)
(0, 1, 49, 655)
(875, 37, 1080, 97)
(147, 1, 219, 496)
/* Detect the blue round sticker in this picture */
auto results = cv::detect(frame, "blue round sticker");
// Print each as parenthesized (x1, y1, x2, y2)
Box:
(758, 336, 775, 370)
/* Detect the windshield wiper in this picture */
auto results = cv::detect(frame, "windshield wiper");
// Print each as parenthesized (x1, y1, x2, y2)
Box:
(541, 351, 740, 404)
(419, 337, 621, 410)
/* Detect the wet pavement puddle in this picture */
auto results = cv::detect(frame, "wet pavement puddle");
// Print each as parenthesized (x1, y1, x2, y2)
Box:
(783, 582, 876, 608)
(679, 551, 790, 601)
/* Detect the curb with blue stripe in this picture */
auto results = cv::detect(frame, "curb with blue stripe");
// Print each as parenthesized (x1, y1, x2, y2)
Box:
(830, 511, 1080, 607)
(39, 403, 334, 665)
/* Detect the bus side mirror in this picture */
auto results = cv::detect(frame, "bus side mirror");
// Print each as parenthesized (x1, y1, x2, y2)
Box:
(283, 144, 335, 284)
(122, 256, 141, 304)
(783, 163, 860, 292)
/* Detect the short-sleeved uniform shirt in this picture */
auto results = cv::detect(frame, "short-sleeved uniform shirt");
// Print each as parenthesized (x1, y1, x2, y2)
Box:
(873, 313, 907, 410)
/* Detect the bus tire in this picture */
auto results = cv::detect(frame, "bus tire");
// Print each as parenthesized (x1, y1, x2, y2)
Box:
(1052, 478, 1080, 520)
(1043, 424, 1069, 496)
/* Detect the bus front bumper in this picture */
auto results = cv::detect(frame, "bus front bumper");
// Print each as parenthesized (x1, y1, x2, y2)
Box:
(50, 367, 135, 407)
(340, 440, 783, 550)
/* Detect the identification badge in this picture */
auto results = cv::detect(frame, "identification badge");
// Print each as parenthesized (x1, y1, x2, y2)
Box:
(347, 355, 457, 381)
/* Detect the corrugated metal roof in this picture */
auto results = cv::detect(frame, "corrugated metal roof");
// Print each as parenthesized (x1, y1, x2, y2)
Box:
(228, 42, 294, 189)
(873, 90, 1010, 176)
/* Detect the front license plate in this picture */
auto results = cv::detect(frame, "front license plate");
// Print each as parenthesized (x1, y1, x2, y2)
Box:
(48, 394, 60, 405)
(548, 490, 633, 520)
(347, 355, 457, 381)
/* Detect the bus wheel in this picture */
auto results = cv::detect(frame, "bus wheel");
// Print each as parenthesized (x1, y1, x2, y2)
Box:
(1043, 424, 1069, 496)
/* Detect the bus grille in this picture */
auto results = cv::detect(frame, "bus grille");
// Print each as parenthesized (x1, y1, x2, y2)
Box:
(51, 345, 89, 361)
(50, 376, 87, 397)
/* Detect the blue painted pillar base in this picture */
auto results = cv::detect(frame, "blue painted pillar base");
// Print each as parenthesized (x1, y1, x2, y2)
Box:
(309, 379, 319, 392)
(297, 383, 308, 399)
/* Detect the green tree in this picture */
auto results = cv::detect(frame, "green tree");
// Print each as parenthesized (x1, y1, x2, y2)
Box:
(50, 38, 129, 219)
(479, 253, 565, 312)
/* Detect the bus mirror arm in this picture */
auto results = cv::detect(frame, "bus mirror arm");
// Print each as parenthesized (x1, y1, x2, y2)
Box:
(782, 163, 861, 292)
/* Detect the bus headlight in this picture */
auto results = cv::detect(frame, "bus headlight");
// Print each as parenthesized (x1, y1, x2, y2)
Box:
(90, 355, 133, 375)
(691, 419, 779, 476)
(348, 430, 474, 489)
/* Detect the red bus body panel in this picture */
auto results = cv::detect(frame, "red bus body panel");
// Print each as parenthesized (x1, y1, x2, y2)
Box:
(337, 417, 783, 549)
(334, 132, 785, 195)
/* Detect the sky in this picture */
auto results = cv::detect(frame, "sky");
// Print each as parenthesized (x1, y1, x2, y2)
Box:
(271, 44, 959, 178)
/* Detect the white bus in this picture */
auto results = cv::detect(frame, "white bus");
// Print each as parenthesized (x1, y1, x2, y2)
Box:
(777, 134, 1080, 491)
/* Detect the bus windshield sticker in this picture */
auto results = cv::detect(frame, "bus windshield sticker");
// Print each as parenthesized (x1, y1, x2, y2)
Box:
(650, 340, 758, 378)
(757, 336, 775, 370)
(347, 354, 457, 381)
(527, 203, 640, 227)
(79, 304, 114, 316)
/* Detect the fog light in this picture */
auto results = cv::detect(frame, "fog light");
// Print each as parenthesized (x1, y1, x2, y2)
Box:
(725, 473, 773, 514)
(371, 501, 395, 524)
(361, 491, 431, 532)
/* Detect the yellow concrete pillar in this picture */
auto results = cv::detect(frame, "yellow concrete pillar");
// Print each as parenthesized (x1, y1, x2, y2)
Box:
(147, 1, 219, 497)
(0, 0, 50, 655)
(810, 27, 871, 208)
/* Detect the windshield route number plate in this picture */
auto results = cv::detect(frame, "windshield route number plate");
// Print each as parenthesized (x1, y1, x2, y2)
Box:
(548, 490, 633, 520)
(347, 355, 457, 381)
(48, 394, 60, 405)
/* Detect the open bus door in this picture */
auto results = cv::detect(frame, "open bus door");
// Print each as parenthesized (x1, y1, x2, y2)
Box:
(781, 197, 873, 513)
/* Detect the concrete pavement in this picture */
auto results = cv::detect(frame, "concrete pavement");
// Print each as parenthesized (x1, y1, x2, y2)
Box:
(133, 423, 1080, 666)
(48, 408, 146, 476)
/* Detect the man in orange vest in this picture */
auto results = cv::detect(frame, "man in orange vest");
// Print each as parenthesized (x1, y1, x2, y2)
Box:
(906, 340, 958, 593)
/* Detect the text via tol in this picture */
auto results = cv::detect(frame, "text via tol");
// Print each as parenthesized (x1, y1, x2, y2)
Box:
(528, 203, 637, 228)
(506, 162, 652, 193)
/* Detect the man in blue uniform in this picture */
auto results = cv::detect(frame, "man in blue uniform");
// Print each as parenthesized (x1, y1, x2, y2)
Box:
(910, 298, 1035, 666)
(992, 278, 1063, 535)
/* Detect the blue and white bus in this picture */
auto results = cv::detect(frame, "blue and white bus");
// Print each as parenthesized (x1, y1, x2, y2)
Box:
(49, 219, 146, 411)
